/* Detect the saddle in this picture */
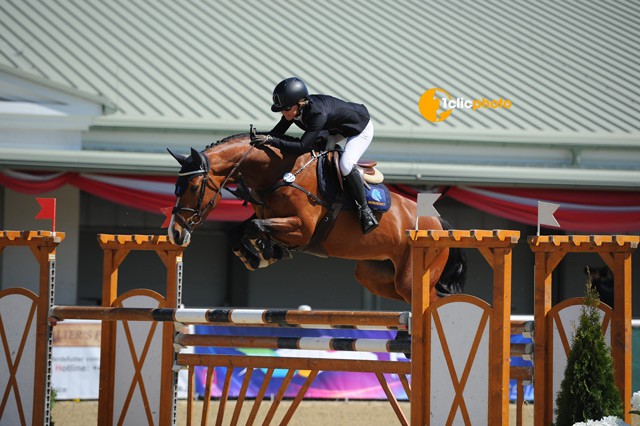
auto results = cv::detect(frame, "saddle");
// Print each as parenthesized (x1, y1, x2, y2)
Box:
(332, 154, 384, 185)
(319, 150, 391, 212)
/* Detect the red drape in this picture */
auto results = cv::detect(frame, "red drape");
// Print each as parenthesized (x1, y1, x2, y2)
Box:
(0, 171, 254, 223)
(2, 170, 639, 232)
(390, 185, 640, 233)
(447, 187, 640, 233)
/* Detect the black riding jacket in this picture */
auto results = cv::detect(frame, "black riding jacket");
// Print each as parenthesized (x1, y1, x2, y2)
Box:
(268, 94, 370, 154)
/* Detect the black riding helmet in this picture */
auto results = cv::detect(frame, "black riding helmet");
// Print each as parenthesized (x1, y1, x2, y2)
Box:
(271, 77, 309, 112)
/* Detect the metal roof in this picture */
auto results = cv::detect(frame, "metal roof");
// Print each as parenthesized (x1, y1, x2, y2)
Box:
(1, 0, 639, 187)
(2, 0, 639, 132)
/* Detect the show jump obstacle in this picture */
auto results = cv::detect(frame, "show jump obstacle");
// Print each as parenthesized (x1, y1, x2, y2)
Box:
(0, 230, 637, 426)
(529, 235, 638, 425)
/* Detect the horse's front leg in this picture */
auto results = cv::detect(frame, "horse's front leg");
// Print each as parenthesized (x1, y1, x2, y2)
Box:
(231, 216, 297, 270)
(229, 216, 268, 270)
(245, 216, 307, 247)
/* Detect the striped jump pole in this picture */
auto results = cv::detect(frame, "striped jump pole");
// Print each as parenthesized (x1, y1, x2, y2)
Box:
(174, 333, 412, 354)
(49, 306, 410, 330)
(173, 332, 532, 357)
(50, 305, 534, 359)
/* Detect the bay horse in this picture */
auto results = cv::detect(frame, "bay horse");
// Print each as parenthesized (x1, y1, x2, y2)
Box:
(167, 133, 466, 304)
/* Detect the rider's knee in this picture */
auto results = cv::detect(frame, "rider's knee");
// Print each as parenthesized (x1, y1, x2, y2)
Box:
(339, 153, 356, 175)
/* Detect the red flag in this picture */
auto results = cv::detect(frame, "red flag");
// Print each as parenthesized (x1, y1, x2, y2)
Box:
(160, 206, 173, 229)
(35, 198, 56, 232)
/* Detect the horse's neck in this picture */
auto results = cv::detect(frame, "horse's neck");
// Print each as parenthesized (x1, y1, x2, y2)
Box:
(207, 139, 315, 189)
(246, 152, 306, 189)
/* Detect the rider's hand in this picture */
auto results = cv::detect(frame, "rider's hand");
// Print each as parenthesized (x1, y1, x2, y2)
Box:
(250, 133, 272, 147)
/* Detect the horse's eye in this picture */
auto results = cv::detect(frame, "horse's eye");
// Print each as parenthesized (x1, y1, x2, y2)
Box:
(190, 185, 199, 194)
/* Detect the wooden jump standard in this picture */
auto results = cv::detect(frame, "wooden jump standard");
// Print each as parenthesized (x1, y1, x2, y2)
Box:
(96, 234, 185, 426)
(529, 235, 639, 426)
(408, 229, 520, 426)
(0, 230, 63, 426)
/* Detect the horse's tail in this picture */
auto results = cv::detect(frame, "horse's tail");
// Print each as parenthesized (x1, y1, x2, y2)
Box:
(434, 218, 468, 296)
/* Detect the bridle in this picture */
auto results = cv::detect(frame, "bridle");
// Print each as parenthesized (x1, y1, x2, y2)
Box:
(172, 145, 256, 232)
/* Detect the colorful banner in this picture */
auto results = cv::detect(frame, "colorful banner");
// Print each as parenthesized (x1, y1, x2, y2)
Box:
(193, 325, 409, 400)
(193, 326, 534, 401)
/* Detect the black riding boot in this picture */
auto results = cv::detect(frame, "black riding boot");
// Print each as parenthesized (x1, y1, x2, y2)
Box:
(344, 168, 379, 234)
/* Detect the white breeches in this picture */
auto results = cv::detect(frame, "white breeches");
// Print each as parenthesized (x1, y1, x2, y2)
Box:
(338, 119, 374, 175)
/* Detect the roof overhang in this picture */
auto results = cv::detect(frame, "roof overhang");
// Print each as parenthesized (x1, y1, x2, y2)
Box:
(1, 146, 639, 189)
(0, 64, 116, 114)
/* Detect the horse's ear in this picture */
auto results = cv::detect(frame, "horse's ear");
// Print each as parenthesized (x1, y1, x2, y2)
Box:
(190, 148, 210, 171)
(167, 148, 188, 166)
(191, 148, 204, 168)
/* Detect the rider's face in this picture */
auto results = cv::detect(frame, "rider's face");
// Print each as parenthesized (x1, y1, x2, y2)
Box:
(282, 104, 299, 121)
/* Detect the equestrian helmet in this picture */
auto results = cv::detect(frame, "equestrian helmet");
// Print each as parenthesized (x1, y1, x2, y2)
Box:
(271, 77, 309, 112)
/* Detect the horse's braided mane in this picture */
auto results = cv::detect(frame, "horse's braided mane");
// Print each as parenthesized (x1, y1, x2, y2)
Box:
(202, 131, 300, 152)
(204, 133, 249, 152)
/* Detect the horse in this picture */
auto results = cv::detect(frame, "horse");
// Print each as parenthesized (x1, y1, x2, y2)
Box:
(167, 133, 467, 304)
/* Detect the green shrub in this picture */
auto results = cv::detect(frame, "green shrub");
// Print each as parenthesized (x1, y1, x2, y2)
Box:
(553, 273, 623, 426)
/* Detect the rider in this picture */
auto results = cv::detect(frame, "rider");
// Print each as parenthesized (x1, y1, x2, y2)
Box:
(250, 77, 379, 234)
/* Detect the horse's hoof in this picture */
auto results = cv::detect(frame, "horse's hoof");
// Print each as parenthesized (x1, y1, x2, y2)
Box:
(274, 245, 293, 260)
(248, 255, 261, 270)
(233, 248, 257, 271)
(255, 238, 274, 260)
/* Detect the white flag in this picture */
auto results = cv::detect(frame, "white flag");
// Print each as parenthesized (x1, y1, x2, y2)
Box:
(415, 193, 441, 230)
(417, 193, 441, 218)
(538, 201, 560, 228)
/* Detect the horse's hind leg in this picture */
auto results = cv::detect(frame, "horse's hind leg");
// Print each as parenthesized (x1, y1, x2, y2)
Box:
(393, 247, 450, 304)
(355, 260, 404, 302)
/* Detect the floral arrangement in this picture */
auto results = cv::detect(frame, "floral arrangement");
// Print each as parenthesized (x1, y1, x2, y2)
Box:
(631, 391, 640, 426)
(572, 416, 628, 426)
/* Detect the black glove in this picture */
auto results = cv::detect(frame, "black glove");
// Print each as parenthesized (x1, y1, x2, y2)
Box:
(250, 126, 272, 146)
(251, 133, 272, 146)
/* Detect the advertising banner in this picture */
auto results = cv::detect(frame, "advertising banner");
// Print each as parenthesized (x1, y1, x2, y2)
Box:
(50, 320, 190, 400)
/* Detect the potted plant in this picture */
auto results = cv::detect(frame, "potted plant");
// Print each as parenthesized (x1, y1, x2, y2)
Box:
(553, 271, 624, 426)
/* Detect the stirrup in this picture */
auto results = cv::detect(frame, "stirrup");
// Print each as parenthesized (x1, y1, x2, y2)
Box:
(359, 208, 379, 234)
